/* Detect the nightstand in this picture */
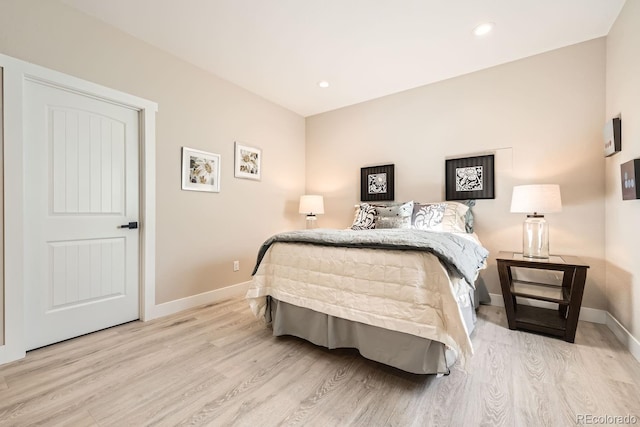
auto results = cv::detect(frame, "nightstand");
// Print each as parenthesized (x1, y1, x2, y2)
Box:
(496, 251, 589, 343)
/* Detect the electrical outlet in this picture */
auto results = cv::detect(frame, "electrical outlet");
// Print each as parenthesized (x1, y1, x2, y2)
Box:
(233, 260, 240, 272)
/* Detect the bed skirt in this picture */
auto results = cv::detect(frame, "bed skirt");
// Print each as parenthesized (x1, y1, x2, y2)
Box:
(267, 292, 477, 375)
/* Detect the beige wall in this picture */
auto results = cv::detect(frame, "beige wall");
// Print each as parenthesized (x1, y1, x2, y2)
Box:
(0, 0, 305, 304)
(605, 1, 640, 342)
(306, 39, 607, 309)
(0, 66, 3, 345)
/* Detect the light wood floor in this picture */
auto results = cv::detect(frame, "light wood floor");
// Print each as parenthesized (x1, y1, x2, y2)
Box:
(1, 298, 639, 427)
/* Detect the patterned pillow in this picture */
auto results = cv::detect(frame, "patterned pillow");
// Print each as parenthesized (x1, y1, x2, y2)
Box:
(373, 201, 414, 229)
(351, 203, 377, 230)
(413, 201, 469, 233)
(413, 203, 447, 230)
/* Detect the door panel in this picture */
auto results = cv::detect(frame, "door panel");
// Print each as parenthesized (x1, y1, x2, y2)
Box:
(24, 79, 139, 350)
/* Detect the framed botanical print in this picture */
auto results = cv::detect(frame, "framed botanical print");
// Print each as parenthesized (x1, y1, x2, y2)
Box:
(234, 142, 261, 180)
(445, 154, 495, 200)
(361, 164, 395, 202)
(182, 147, 221, 193)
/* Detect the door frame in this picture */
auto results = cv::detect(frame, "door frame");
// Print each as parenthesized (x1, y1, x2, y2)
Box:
(0, 53, 158, 365)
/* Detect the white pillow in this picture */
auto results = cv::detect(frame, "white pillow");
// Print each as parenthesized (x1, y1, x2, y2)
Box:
(413, 203, 446, 230)
(440, 201, 469, 232)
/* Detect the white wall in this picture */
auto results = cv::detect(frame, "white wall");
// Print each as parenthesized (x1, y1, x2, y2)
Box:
(306, 39, 607, 309)
(605, 1, 640, 343)
(0, 0, 306, 304)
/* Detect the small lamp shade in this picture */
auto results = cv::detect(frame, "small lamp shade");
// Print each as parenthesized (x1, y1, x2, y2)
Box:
(299, 195, 324, 229)
(299, 195, 324, 215)
(510, 184, 562, 259)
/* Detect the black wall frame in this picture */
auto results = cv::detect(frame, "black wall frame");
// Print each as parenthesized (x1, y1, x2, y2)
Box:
(445, 154, 495, 200)
(361, 164, 395, 202)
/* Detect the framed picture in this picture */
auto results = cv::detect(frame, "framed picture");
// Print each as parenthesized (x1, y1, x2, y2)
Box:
(181, 147, 221, 193)
(620, 159, 640, 200)
(234, 142, 261, 180)
(361, 164, 395, 202)
(445, 154, 495, 200)
(604, 117, 622, 157)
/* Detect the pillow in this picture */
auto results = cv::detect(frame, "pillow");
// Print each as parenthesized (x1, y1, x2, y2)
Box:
(373, 201, 413, 229)
(413, 201, 469, 233)
(376, 216, 411, 229)
(351, 203, 377, 230)
(441, 201, 469, 232)
(413, 203, 446, 230)
(463, 204, 474, 233)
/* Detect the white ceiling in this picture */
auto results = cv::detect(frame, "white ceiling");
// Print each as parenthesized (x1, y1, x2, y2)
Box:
(62, 0, 625, 117)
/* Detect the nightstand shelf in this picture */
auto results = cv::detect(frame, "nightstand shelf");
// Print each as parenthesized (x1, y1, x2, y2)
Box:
(496, 251, 589, 343)
(510, 280, 570, 305)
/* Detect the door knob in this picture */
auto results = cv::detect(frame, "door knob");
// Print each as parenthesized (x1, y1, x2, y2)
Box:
(119, 221, 138, 229)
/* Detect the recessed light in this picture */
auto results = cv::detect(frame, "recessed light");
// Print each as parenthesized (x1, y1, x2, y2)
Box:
(318, 80, 330, 88)
(473, 22, 494, 37)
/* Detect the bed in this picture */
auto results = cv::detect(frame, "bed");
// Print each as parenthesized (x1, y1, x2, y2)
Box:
(245, 201, 489, 375)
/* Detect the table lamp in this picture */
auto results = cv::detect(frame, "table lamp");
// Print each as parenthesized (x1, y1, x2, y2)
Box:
(510, 184, 562, 259)
(299, 195, 324, 229)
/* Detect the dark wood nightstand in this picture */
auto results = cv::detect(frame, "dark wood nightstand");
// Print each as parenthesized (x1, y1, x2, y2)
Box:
(496, 251, 589, 343)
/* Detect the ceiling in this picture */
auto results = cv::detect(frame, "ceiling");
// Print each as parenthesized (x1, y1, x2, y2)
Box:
(62, 0, 625, 117)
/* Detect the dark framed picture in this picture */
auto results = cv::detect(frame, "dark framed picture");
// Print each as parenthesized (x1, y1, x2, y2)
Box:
(621, 159, 640, 200)
(604, 117, 622, 157)
(361, 164, 395, 202)
(445, 154, 495, 200)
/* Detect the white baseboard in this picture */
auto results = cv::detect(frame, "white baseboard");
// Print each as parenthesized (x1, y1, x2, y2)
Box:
(488, 293, 640, 363)
(147, 281, 251, 320)
(487, 293, 607, 324)
(606, 312, 640, 363)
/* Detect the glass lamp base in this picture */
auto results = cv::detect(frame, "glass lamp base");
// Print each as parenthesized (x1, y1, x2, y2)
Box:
(522, 215, 549, 259)
(305, 215, 317, 229)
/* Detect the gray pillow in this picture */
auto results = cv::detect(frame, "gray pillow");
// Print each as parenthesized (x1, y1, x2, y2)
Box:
(375, 216, 411, 229)
(373, 201, 413, 229)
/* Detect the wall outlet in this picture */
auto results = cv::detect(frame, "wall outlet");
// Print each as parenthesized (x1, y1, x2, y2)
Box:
(233, 260, 240, 272)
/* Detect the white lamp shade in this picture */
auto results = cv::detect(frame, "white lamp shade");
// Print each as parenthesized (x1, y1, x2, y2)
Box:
(299, 195, 324, 215)
(510, 184, 562, 214)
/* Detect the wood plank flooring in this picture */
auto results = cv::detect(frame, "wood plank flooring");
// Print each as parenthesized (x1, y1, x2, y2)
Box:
(1, 298, 639, 426)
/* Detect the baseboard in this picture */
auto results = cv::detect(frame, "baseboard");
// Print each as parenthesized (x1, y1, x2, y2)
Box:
(488, 293, 640, 363)
(148, 281, 251, 320)
(606, 312, 640, 363)
(488, 293, 607, 324)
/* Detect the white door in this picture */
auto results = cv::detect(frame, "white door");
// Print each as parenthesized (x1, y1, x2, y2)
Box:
(23, 78, 140, 350)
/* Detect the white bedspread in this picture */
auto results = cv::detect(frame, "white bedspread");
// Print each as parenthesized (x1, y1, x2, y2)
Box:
(246, 241, 475, 367)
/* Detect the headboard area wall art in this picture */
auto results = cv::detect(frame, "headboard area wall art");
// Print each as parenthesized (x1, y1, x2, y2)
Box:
(361, 164, 395, 202)
(445, 154, 495, 200)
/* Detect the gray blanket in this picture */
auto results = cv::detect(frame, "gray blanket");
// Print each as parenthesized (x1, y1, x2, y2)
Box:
(252, 228, 489, 286)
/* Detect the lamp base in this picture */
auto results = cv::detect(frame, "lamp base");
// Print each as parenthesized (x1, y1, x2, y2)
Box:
(305, 215, 317, 229)
(522, 215, 549, 259)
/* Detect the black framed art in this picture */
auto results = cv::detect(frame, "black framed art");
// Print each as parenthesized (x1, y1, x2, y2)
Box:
(604, 117, 622, 157)
(361, 164, 395, 202)
(445, 154, 495, 200)
(621, 159, 640, 200)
